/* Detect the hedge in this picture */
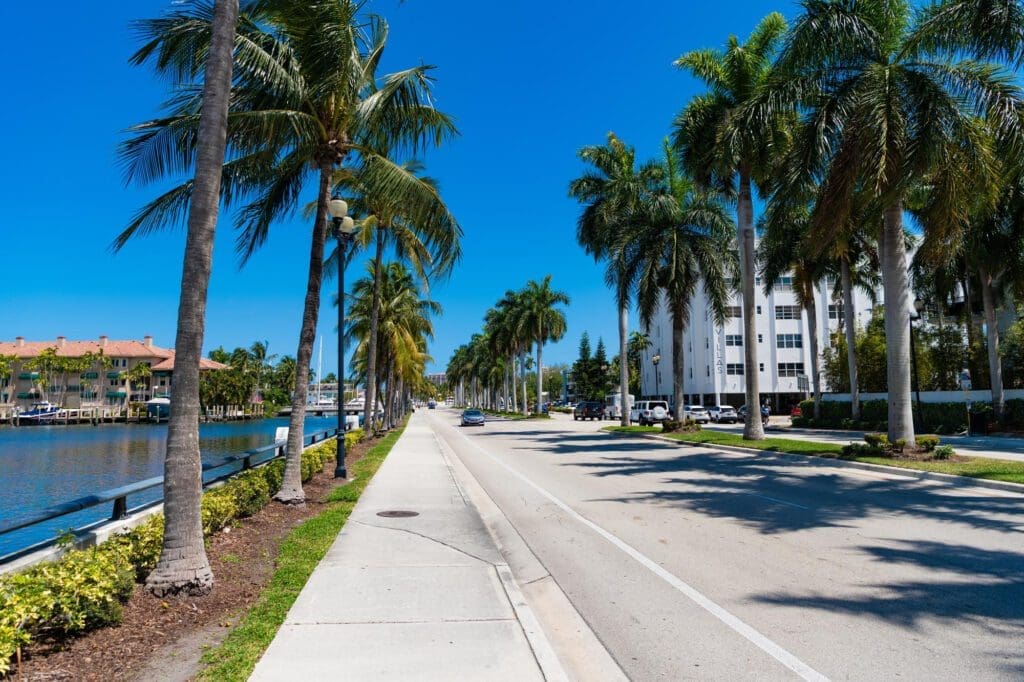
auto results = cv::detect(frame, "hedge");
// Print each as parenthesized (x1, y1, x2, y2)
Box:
(795, 399, 1008, 433)
(0, 429, 366, 675)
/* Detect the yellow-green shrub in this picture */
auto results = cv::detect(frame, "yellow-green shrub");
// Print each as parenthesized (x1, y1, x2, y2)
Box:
(201, 488, 239, 536)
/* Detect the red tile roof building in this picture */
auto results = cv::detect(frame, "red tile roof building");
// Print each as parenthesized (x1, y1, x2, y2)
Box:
(0, 336, 226, 409)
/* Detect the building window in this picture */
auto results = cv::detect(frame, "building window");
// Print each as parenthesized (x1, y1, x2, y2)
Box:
(759, 363, 765, 372)
(778, 362, 804, 377)
(828, 304, 844, 320)
(725, 334, 743, 346)
(756, 305, 762, 315)
(775, 305, 800, 320)
(775, 276, 793, 290)
(706, 366, 710, 377)
(726, 306, 741, 318)
(755, 276, 762, 286)
(726, 363, 744, 376)
(777, 334, 803, 349)
(689, 367, 693, 379)
(757, 334, 763, 343)
(705, 339, 709, 348)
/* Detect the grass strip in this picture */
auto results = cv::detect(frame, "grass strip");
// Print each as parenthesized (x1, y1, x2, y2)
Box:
(603, 425, 1024, 485)
(197, 425, 406, 681)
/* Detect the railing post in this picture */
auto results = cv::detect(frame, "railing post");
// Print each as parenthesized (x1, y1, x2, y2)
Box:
(111, 496, 127, 521)
(243, 454, 252, 470)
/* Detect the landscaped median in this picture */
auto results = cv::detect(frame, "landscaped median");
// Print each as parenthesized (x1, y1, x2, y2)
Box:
(602, 425, 1024, 486)
(0, 426, 392, 679)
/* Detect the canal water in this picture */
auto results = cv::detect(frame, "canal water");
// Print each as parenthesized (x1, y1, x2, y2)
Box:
(0, 416, 338, 560)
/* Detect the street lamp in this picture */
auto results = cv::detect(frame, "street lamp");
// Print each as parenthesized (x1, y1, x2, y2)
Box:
(329, 197, 355, 478)
(652, 354, 661, 400)
(910, 298, 926, 432)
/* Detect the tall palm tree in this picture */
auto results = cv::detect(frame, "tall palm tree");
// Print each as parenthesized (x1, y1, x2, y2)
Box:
(569, 132, 663, 426)
(520, 277, 570, 412)
(765, 0, 1024, 444)
(630, 143, 735, 421)
(673, 12, 790, 440)
(327, 157, 459, 434)
(139, 0, 239, 597)
(117, 1, 455, 501)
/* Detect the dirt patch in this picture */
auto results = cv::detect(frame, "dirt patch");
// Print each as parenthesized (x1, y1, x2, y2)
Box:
(12, 439, 375, 682)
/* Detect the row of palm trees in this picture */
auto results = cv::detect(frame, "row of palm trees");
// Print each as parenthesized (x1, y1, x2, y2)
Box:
(448, 277, 569, 414)
(572, 0, 1024, 445)
(118, 0, 458, 595)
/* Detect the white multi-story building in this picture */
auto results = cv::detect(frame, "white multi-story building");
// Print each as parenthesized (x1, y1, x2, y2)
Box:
(639, 274, 879, 413)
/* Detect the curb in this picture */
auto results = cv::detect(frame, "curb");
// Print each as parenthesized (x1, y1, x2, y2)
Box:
(605, 429, 1024, 495)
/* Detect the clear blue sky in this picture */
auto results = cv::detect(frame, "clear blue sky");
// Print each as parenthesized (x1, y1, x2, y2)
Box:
(0, 0, 797, 376)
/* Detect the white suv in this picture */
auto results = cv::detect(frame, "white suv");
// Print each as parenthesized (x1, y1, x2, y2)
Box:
(630, 400, 670, 426)
(683, 405, 711, 423)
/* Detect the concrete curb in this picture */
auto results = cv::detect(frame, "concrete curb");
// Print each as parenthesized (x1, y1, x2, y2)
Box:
(605, 429, 1024, 495)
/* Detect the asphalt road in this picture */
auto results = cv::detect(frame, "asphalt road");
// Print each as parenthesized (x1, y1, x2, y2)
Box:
(426, 409, 1024, 681)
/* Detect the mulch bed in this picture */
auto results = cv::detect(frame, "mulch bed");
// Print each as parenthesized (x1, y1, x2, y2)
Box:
(12, 439, 376, 682)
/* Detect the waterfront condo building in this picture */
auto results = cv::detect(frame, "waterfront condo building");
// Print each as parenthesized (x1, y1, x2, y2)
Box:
(639, 275, 879, 413)
(0, 336, 225, 410)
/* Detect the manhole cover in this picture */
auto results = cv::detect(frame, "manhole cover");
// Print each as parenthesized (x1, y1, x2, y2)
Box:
(376, 510, 420, 518)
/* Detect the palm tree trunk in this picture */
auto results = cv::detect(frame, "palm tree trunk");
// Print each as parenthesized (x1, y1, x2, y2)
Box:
(805, 292, 822, 421)
(618, 299, 630, 426)
(840, 256, 860, 420)
(880, 201, 915, 445)
(384, 362, 396, 429)
(671, 306, 685, 422)
(276, 164, 332, 505)
(536, 325, 544, 414)
(521, 350, 528, 416)
(363, 229, 386, 434)
(979, 267, 1005, 421)
(146, 0, 237, 597)
(511, 351, 518, 412)
(738, 167, 764, 440)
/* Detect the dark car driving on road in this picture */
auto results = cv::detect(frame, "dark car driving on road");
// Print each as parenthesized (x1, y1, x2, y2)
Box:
(574, 401, 604, 421)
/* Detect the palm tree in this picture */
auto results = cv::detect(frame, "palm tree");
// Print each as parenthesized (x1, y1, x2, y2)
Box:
(569, 132, 663, 426)
(117, 1, 455, 502)
(627, 331, 652, 397)
(673, 12, 790, 440)
(630, 143, 735, 421)
(327, 157, 460, 434)
(765, 0, 1024, 444)
(345, 261, 440, 429)
(519, 277, 570, 412)
(139, 0, 238, 597)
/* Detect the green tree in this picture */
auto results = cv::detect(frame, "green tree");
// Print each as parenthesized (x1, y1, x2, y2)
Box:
(572, 332, 594, 400)
(630, 142, 735, 421)
(765, 0, 1024, 444)
(520, 276, 570, 411)
(569, 132, 662, 425)
(627, 331, 652, 398)
(133, 0, 238, 596)
(673, 12, 790, 439)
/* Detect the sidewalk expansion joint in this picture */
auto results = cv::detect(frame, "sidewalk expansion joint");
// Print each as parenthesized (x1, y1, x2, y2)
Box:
(289, 618, 517, 626)
(350, 519, 496, 566)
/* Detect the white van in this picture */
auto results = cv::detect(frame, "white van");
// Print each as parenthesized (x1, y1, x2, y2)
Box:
(630, 400, 670, 426)
(604, 393, 635, 420)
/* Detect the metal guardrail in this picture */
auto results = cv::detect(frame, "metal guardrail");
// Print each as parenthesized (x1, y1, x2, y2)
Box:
(0, 427, 340, 565)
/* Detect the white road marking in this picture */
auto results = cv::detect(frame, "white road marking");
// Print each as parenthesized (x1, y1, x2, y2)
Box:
(746, 492, 810, 510)
(445, 422, 830, 682)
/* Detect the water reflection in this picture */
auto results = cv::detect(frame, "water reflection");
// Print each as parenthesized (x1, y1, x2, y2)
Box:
(0, 416, 337, 557)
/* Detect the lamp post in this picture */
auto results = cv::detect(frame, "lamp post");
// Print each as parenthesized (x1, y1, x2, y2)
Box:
(910, 298, 926, 432)
(652, 354, 661, 400)
(328, 197, 355, 478)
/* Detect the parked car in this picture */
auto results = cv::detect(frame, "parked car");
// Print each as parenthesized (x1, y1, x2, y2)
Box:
(739, 404, 770, 426)
(707, 405, 738, 423)
(630, 400, 670, 426)
(574, 401, 604, 421)
(683, 405, 711, 424)
(461, 408, 485, 426)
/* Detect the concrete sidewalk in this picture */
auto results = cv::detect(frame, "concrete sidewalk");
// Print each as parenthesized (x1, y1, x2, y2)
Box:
(251, 413, 557, 681)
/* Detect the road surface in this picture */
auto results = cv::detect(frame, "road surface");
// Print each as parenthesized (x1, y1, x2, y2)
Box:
(427, 409, 1024, 680)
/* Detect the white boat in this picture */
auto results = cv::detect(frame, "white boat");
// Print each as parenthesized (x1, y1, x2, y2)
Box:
(18, 401, 61, 422)
(145, 396, 171, 420)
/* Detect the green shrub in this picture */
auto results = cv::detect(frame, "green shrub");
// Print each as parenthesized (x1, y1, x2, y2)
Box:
(933, 444, 955, 460)
(790, 416, 808, 427)
(201, 489, 239, 536)
(262, 460, 285, 495)
(916, 435, 940, 452)
(661, 420, 681, 433)
(864, 433, 890, 449)
(230, 470, 272, 517)
(841, 443, 885, 458)
(893, 438, 907, 453)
